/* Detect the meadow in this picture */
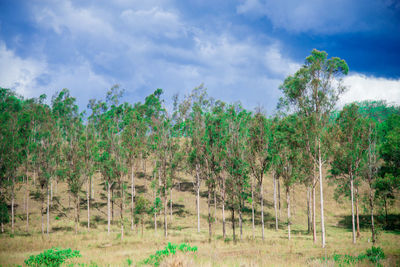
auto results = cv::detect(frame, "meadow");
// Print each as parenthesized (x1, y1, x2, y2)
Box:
(1, 168, 399, 266)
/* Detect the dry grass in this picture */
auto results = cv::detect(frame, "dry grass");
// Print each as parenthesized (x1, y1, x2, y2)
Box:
(0, 166, 399, 266)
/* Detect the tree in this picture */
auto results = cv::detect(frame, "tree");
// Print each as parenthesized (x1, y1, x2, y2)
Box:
(330, 103, 369, 243)
(279, 49, 349, 247)
(225, 104, 251, 241)
(247, 109, 272, 239)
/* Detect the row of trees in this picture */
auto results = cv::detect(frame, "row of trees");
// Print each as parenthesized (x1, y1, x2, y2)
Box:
(0, 50, 399, 247)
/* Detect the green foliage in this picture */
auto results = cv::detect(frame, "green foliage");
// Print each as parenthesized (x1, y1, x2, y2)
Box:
(0, 197, 9, 225)
(140, 242, 197, 266)
(24, 247, 81, 267)
(315, 246, 385, 267)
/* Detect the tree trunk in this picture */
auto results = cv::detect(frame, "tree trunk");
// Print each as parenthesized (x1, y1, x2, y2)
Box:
(75, 195, 78, 234)
(318, 143, 326, 248)
(87, 179, 90, 231)
(50, 180, 53, 207)
(273, 173, 278, 231)
(1, 222, 3, 233)
(222, 176, 226, 239)
(11, 179, 14, 234)
(312, 173, 317, 243)
(196, 164, 201, 233)
(251, 177, 255, 239)
(208, 184, 212, 243)
(261, 178, 265, 240)
(369, 183, 376, 244)
(111, 188, 114, 224)
(307, 186, 311, 234)
(231, 208, 236, 242)
(278, 177, 281, 218)
(121, 181, 124, 240)
(164, 191, 168, 237)
(131, 164, 135, 231)
(107, 182, 111, 235)
(25, 186, 29, 232)
(214, 185, 217, 219)
(47, 184, 50, 236)
(350, 175, 356, 244)
(356, 187, 360, 238)
(170, 188, 173, 221)
(41, 196, 44, 236)
(239, 201, 243, 241)
(287, 185, 291, 241)
(26, 173, 30, 232)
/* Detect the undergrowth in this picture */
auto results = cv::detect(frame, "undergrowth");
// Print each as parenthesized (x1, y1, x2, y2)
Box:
(140, 242, 197, 266)
(24, 247, 81, 267)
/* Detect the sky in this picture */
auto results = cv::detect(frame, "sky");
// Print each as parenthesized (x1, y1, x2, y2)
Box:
(1, 0, 400, 114)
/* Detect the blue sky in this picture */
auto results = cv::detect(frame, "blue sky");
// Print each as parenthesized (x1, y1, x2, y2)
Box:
(1, 0, 399, 113)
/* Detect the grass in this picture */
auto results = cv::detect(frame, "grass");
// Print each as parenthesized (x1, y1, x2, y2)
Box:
(0, 167, 399, 266)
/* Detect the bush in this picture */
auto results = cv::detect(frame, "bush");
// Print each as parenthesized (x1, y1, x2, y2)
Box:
(140, 242, 197, 266)
(363, 246, 385, 265)
(314, 246, 385, 267)
(24, 247, 81, 267)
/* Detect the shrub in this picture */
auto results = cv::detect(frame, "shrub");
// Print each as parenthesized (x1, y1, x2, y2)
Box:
(140, 242, 197, 266)
(24, 247, 81, 267)
(314, 246, 385, 267)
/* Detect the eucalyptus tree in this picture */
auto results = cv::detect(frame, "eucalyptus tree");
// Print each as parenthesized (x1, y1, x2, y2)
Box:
(184, 86, 209, 234)
(122, 103, 147, 231)
(0, 88, 25, 233)
(375, 114, 400, 225)
(247, 109, 272, 240)
(52, 89, 85, 234)
(147, 89, 180, 237)
(225, 104, 251, 241)
(273, 115, 303, 240)
(279, 49, 349, 247)
(330, 103, 369, 243)
(96, 86, 126, 236)
(204, 100, 229, 239)
(33, 96, 57, 236)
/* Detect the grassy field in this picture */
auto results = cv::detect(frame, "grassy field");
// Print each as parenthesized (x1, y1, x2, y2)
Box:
(1, 166, 399, 266)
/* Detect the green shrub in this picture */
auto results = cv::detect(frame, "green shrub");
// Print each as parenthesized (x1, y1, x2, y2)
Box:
(315, 246, 385, 267)
(363, 246, 385, 265)
(24, 247, 81, 267)
(140, 242, 197, 266)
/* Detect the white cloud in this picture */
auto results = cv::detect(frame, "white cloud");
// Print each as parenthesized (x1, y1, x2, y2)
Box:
(339, 74, 400, 106)
(120, 7, 185, 38)
(0, 43, 46, 97)
(236, 0, 391, 34)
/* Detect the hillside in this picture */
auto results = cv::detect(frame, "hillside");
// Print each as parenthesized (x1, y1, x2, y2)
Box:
(0, 162, 399, 266)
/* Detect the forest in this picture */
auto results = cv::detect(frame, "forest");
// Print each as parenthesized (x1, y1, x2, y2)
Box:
(1, 50, 399, 266)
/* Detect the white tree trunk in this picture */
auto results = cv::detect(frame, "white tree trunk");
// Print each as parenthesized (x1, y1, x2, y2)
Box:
(107, 182, 111, 235)
(170, 188, 173, 221)
(196, 165, 200, 233)
(312, 174, 316, 243)
(47, 185, 50, 236)
(251, 177, 255, 239)
(87, 179, 90, 231)
(318, 143, 326, 248)
(131, 164, 135, 231)
(261, 178, 265, 240)
(287, 186, 291, 240)
(350, 176, 356, 244)
(273, 173, 278, 231)
(50, 180, 53, 207)
(11, 179, 14, 234)
(222, 176, 226, 239)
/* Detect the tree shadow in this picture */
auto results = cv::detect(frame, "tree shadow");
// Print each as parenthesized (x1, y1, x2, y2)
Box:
(52, 226, 74, 232)
(337, 213, 400, 233)
(178, 181, 195, 193)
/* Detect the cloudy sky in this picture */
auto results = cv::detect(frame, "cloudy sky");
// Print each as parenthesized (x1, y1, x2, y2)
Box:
(1, 0, 399, 113)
